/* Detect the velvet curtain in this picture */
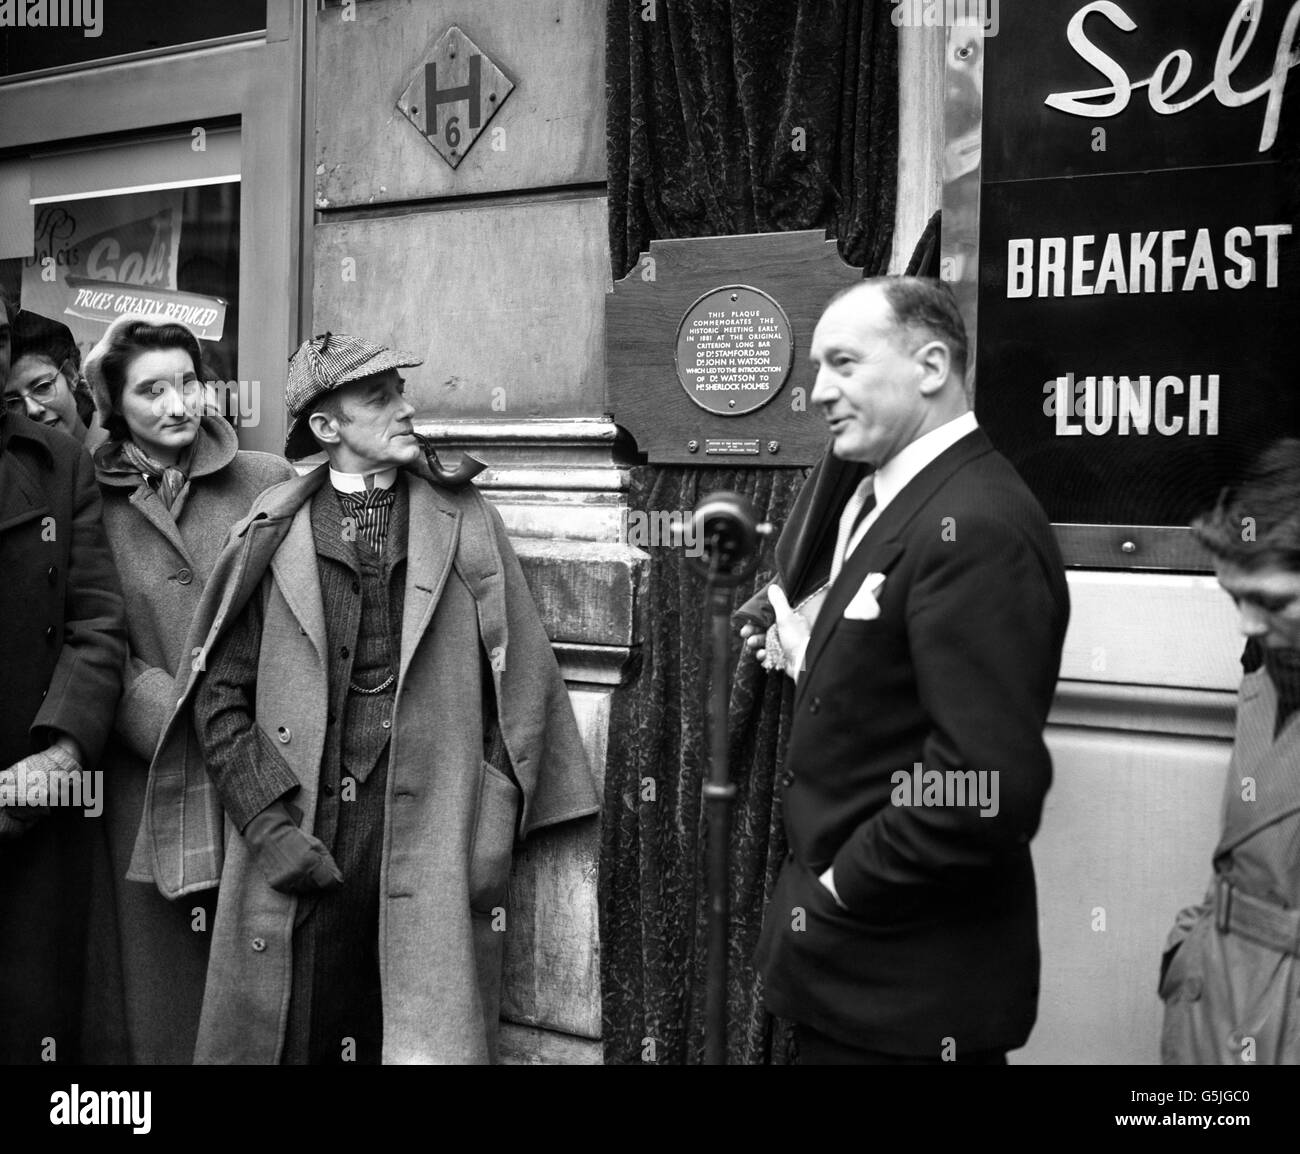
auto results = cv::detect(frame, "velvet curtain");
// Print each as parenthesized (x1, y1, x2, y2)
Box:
(600, 0, 900, 1065)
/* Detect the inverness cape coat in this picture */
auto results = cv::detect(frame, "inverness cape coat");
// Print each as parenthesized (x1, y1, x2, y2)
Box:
(0, 412, 126, 1063)
(130, 462, 599, 1063)
(1160, 662, 1300, 1064)
(89, 417, 293, 1062)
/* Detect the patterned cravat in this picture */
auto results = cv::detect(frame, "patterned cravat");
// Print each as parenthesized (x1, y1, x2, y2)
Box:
(336, 486, 396, 553)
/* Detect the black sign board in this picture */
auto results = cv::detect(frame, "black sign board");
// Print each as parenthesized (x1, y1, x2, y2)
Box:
(975, 0, 1300, 552)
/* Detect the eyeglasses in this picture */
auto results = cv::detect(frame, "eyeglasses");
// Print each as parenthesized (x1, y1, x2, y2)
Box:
(3, 377, 62, 414)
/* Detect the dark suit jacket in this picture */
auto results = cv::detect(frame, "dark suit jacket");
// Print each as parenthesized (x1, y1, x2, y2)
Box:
(754, 427, 1069, 1057)
(0, 412, 126, 1062)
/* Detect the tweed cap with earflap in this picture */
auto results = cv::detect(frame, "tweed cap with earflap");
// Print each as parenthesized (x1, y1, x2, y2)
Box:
(283, 331, 422, 460)
(82, 313, 193, 425)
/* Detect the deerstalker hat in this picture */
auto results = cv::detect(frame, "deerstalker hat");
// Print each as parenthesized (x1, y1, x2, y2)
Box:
(284, 331, 421, 459)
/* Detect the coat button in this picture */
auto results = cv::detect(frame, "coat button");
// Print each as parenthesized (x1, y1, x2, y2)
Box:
(1185, 977, 1203, 1001)
(781, 772, 795, 788)
(381, 718, 391, 730)
(809, 697, 821, 714)
(352, 581, 361, 594)
(340, 646, 350, 658)
(323, 783, 335, 797)
(46, 565, 57, 584)
(45, 625, 56, 641)
(251, 938, 266, 952)
(177, 567, 193, 585)
(277, 726, 291, 743)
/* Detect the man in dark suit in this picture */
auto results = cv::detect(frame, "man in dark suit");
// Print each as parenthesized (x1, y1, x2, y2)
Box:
(750, 277, 1069, 1064)
(0, 291, 126, 1062)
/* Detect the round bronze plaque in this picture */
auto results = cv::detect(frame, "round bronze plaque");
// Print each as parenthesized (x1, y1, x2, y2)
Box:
(674, 285, 794, 416)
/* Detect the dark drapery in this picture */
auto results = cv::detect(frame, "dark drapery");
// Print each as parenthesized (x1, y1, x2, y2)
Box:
(601, 1, 900, 1064)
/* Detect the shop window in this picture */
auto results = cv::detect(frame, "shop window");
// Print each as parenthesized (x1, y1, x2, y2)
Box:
(1, 127, 242, 426)
(0, 0, 266, 76)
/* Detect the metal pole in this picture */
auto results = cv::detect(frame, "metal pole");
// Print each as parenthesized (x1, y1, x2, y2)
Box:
(703, 581, 737, 1065)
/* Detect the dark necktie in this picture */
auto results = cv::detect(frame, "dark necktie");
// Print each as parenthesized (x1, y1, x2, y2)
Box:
(850, 489, 878, 535)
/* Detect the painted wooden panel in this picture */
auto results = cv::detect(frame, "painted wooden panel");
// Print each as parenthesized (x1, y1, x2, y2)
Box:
(1060, 571, 1240, 691)
(501, 685, 609, 1039)
(313, 198, 610, 418)
(316, 0, 605, 208)
(1020, 726, 1229, 1064)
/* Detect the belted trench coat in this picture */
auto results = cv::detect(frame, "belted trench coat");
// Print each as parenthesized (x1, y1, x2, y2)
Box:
(1160, 664, 1300, 1064)
(129, 463, 599, 1063)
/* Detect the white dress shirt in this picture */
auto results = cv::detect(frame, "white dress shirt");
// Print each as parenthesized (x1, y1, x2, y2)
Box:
(787, 411, 980, 683)
(831, 410, 979, 579)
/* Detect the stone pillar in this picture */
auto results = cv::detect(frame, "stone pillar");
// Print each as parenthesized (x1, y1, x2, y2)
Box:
(312, 0, 633, 1063)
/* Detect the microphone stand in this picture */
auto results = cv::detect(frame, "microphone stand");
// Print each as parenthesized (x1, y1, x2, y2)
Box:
(685, 492, 770, 1066)
(703, 544, 737, 1067)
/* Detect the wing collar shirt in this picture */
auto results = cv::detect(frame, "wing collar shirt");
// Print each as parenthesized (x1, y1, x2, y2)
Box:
(330, 466, 398, 552)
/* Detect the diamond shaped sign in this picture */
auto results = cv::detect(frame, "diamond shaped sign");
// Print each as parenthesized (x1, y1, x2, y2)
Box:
(396, 26, 514, 170)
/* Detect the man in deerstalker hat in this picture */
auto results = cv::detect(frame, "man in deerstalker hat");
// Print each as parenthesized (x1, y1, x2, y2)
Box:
(133, 332, 599, 1063)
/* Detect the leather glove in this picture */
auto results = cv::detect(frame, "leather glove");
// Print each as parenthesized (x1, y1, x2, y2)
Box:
(0, 743, 83, 820)
(242, 800, 343, 895)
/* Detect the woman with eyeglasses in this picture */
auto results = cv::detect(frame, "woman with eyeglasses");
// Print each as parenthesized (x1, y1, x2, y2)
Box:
(3, 310, 99, 444)
(82, 314, 294, 1064)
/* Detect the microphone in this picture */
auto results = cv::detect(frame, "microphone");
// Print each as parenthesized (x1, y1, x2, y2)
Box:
(683, 490, 773, 587)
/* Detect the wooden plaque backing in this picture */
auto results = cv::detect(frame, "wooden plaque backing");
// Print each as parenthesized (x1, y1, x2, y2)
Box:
(606, 230, 863, 467)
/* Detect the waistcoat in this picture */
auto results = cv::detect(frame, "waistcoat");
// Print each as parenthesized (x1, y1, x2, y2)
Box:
(308, 483, 408, 852)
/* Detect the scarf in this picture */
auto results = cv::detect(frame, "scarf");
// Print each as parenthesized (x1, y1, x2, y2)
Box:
(121, 439, 191, 512)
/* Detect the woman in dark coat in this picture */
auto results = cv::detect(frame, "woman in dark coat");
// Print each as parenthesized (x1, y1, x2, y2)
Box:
(82, 314, 294, 1063)
(0, 292, 127, 1064)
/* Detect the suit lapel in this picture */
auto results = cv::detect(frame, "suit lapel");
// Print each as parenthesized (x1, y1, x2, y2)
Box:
(270, 498, 329, 666)
(397, 473, 461, 686)
(798, 429, 993, 691)
(0, 450, 50, 534)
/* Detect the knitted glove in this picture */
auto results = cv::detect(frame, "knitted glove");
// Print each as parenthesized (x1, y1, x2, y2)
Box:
(243, 800, 343, 895)
(0, 743, 83, 820)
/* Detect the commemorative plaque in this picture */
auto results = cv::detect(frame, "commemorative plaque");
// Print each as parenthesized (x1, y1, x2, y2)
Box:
(606, 230, 863, 467)
(674, 286, 793, 416)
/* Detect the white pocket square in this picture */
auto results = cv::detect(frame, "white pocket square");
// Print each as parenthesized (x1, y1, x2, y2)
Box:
(843, 572, 887, 620)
